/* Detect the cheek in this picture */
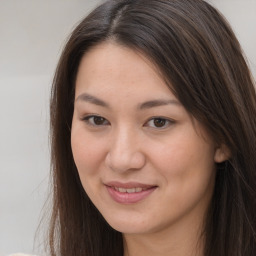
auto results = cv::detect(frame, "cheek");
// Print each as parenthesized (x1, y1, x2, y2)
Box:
(150, 134, 216, 220)
(150, 130, 216, 192)
(71, 126, 104, 177)
(71, 127, 106, 202)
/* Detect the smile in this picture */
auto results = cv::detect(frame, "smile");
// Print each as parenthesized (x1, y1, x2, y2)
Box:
(105, 182, 157, 204)
(113, 187, 147, 193)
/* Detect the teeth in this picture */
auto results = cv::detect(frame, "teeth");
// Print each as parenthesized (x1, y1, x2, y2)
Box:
(114, 187, 144, 193)
(127, 188, 136, 193)
(135, 187, 142, 192)
(119, 187, 127, 193)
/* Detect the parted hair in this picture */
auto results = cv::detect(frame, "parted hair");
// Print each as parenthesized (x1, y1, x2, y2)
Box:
(48, 0, 256, 255)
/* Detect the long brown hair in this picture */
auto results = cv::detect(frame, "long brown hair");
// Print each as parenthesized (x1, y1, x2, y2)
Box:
(48, 0, 256, 255)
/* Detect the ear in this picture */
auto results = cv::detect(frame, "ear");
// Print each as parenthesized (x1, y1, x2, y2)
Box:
(214, 144, 231, 163)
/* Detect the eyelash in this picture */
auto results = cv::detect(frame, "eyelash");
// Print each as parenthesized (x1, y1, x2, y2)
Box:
(144, 117, 175, 129)
(82, 115, 175, 129)
(82, 115, 110, 126)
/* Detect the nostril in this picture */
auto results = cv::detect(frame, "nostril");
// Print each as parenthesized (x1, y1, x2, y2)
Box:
(105, 150, 146, 173)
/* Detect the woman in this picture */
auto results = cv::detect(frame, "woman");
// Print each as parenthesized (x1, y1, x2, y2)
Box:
(48, 0, 256, 255)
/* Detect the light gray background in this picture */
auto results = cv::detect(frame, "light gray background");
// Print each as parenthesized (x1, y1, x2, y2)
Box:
(0, 0, 255, 255)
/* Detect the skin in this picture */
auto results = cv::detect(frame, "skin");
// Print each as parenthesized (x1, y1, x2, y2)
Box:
(71, 42, 228, 256)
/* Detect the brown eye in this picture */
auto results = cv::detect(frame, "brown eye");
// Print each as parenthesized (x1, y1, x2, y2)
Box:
(93, 116, 106, 125)
(145, 117, 174, 129)
(153, 118, 167, 127)
(84, 115, 109, 126)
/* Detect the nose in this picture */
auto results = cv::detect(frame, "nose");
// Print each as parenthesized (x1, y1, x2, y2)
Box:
(105, 128, 146, 173)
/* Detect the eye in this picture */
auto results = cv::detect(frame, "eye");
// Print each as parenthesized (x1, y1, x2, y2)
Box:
(83, 115, 110, 126)
(145, 117, 174, 129)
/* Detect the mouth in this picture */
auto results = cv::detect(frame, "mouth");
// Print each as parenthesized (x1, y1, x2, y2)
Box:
(112, 187, 148, 193)
(105, 181, 157, 204)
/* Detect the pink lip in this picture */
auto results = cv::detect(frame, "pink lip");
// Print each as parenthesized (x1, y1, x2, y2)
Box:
(105, 181, 157, 204)
(106, 181, 155, 189)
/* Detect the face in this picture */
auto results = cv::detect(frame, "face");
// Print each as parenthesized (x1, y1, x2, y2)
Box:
(71, 42, 225, 236)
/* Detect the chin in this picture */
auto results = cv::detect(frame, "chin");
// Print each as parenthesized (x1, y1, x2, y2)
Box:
(103, 214, 155, 235)
(110, 224, 149, 234)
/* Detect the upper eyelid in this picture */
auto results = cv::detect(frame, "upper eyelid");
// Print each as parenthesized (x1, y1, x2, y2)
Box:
(81, 114, 175, 125)
(145, 116, 175, 123)
(82, 114, 102, 119)
(82, 115, 110, 125)
(144, 117, 175, 128)
(81, 114, 106, 119)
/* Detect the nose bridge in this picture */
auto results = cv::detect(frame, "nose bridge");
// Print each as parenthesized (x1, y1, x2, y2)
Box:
(106, 125, 145, 172)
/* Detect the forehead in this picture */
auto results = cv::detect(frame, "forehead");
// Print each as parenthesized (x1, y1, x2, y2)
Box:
(75, 41, 172, 99)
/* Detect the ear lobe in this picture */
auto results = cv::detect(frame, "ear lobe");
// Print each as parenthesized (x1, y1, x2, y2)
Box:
(214, 144, 231, 163)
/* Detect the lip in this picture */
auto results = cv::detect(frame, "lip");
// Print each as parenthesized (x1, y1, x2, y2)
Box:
(105, 181, 157, 204)
(105, 181, 155, 189)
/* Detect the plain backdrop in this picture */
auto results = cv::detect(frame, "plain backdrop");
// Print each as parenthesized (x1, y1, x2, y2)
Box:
(0, 0, 255, 255)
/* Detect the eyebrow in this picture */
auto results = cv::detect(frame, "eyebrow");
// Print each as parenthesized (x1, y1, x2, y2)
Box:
(75, 93, 180, 109)
(139, 99, 181, 110)
(75, 93, 109, 108)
